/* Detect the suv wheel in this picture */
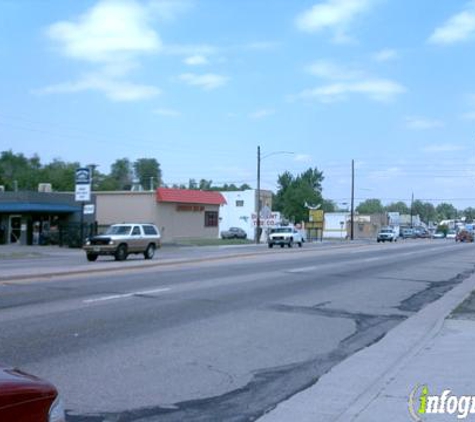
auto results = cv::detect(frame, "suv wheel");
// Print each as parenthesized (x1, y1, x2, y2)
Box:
(86, 253, 98, 262)
(115, 244, 128, 261)
(144, 244, 155, 260)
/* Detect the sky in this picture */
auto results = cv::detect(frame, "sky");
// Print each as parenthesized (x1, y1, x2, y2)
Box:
(2, 0, 475, 209)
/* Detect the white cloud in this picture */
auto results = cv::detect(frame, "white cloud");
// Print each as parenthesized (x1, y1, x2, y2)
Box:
(461, 111, 475, 120)
(294, 154, 313, 163)
(35, 73, 160, 101)
(428, 5, 475, 45)
(242, 41, 280, 51)
(183, 55, 208, 66)
(42, 0, 168, 102)
(372, 48, 399, 62)
(296, 0, 374, 42)
(47, 0, 162, 63)
(298, 78, 406, 103)
(306, 60, 364, 80)
(368, 167, 403, 180)
(422, 144, 465, 153)
(179, 73, 229, 90)
(148, 0, 193, 21)
(405, 116, 444, 130)
(163, 44, 218, 56)
(299, 59, 406, 103)
(153, 108, 181, 117)
(249, 109, 275, 119)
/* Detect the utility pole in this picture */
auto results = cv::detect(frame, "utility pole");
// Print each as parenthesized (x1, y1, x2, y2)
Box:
(256, 146, 261, 244)
(410, 192, 414, 228)
(350, 159, 355, 240)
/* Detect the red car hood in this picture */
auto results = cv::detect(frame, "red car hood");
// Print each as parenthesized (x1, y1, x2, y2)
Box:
(0, 363, 56, 409)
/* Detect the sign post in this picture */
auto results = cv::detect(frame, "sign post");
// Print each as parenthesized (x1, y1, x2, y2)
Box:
(75, 168, 91, 245)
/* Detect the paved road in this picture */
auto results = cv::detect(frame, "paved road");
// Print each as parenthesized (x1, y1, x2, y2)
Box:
(1, 240, 473, 421)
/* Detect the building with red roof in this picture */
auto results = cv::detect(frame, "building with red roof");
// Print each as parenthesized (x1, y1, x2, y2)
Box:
(95, 188, 227, 242)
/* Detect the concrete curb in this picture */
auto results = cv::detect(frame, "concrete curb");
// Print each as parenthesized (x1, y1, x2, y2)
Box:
(257, 273, 475, 422)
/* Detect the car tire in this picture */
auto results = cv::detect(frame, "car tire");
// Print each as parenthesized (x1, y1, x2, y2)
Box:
(280, 244, 285, 248)
(115, 244, 128, 261)
(86, 253, 98, 262)
(268, 243, 273, 248)
(144, 244, 155, 260)
(298, 242, 302, 247)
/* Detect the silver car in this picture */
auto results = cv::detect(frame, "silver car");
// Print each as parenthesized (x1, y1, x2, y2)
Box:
(83, 223, 161, 261)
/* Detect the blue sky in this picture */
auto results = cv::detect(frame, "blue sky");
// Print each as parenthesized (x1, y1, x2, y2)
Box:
(2, 0, 475, 208)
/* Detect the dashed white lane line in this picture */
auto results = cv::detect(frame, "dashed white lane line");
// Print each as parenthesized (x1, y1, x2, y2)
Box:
(287, 266, 319, 273)
(83, 287, 171, 304)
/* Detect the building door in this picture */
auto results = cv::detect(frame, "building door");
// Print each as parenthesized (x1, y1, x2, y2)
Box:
(9, 215, 21, 244)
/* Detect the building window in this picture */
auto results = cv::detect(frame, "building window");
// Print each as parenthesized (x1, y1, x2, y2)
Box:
(236, 200, 244, 207)
(205, 211, 218, 227)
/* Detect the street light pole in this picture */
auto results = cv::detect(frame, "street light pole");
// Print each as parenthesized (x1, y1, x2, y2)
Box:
(256, 146, 261, 244)
(350, 159, 355, 240)
(255, 147, 295, 244)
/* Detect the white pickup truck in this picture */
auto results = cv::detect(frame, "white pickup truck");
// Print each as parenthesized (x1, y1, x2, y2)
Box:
(268, 227, 304, 248)
(377, 228, 398, 243)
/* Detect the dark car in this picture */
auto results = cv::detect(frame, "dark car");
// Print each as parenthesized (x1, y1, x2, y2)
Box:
(220, 227, 247, 239)
(0, 363, 65, 421)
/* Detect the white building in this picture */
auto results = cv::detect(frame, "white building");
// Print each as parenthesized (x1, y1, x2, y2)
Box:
(219, 189, 278, 240)
(323, 212, 350, 239)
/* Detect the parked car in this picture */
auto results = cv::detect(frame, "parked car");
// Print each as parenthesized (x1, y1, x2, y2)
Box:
(446, 230, 457, 239)
(377, 228, 397, 242)
(456, 230, 474, 243)
(220, 227, 247, 239)
(83, 223, 161, 261)
(268, 227, 303, 248)
(401, 228, 416, 239)
(432, 231, 446, 239)
(0, 363, 65, 421)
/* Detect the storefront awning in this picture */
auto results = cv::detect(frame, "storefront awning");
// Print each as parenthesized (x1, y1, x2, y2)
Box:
(0, 203, 81, 213)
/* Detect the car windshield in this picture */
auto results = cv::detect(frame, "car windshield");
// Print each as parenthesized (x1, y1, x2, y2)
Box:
(105, 225, 132, 235)
(381, 230, 392, 233)
(271, 228, 292, 233)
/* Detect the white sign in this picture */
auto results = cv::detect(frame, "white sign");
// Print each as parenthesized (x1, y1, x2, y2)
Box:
(75, 184, 91, 202)
(83, 204, 95, 215)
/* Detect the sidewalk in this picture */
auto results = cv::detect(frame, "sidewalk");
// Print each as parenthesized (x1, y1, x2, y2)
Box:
(258, 273, 475, 422)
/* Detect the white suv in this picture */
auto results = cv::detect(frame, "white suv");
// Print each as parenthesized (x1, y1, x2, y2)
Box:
(83, 223, 161, 261)
(268, 227, 303, 248)
(377, 228, 397, 243)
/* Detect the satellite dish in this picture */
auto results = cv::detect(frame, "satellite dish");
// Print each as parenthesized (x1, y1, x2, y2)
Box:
(305, 202, 321, 210)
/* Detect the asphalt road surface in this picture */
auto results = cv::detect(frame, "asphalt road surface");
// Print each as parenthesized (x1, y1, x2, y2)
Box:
(1, 240, 474, 421)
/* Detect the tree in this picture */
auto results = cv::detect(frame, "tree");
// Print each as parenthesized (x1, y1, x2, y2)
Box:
(355, 199, 384, 214)
(436, 202, 458, 220)
(274, 167, 325, 223)
(463, 207, 475, 223)
(133, 158, 162, 190)
(39, 158, 79, 191)
(385, 201, 410, 215)
(0, 150, 42, 190)
(411, 200, 436, 224)
(321, 199, 336, 212)
(111, 158, 133, 190)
